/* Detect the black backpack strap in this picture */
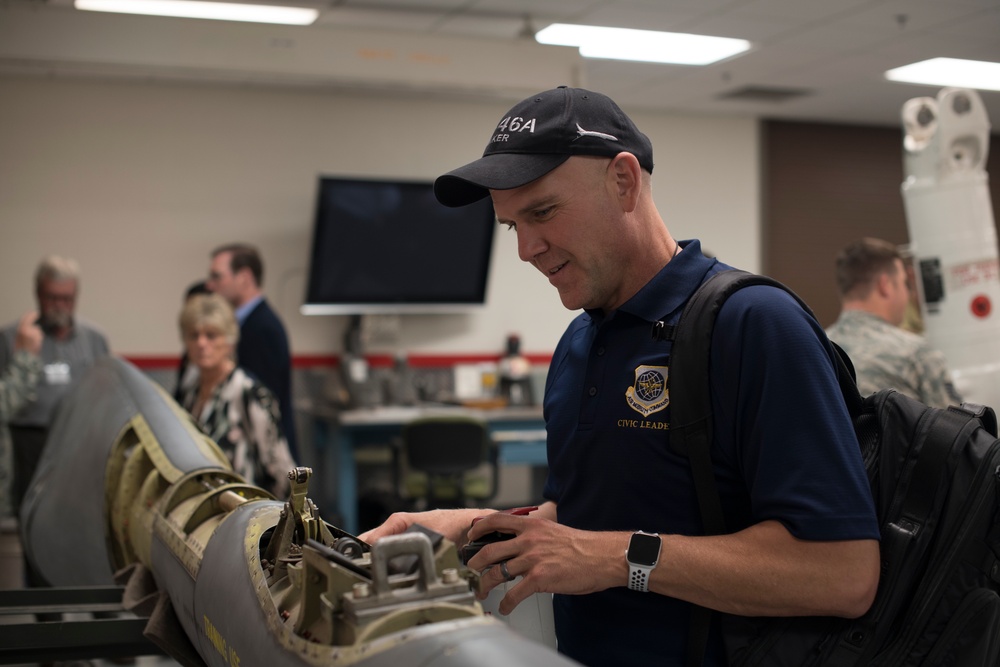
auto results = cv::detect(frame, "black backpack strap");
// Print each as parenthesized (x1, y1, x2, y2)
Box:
(669, 271, 752, 532)
(666, 269, 860, 666)
(669, 269, 857, 527)
(957, 402, 999, 438)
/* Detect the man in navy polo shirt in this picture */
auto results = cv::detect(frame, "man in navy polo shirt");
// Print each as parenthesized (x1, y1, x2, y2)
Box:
(362, 87, 880, 666)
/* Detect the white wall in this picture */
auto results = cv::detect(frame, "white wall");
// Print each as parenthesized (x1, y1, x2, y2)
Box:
(0, 75, 759, 358)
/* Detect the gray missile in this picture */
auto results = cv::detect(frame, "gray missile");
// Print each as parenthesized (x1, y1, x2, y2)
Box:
(18, 356, 578, 667)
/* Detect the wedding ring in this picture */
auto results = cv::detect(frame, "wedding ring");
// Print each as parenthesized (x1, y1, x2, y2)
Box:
(499, 559, 514, 582)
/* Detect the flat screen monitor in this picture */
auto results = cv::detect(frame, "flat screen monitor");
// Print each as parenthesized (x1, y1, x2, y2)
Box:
(302, 176, 496, 315)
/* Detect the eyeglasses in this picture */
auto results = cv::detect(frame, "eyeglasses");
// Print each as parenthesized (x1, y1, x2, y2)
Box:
(39, 292, 76, 304)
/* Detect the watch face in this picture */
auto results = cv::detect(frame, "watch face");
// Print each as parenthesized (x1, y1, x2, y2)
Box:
(628, 532, 661, 566)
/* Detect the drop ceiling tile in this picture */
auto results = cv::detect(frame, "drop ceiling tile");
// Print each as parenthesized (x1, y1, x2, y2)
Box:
(930, 10, 1000, 48)
(728, 0, 875, 22)
(873, 28, 1000, 65)
(773, 21, 905, 52)
(468, 0, 603, 20)
(835, 0, 985, 32)
(677, 14, 800, 41)
(317, 7, 444, 31)
(341, 0, 469, 9)
(568, 5, 705, 31)
(435, 14, 527, 39)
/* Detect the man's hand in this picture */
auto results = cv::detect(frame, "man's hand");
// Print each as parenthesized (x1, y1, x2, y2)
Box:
(14, 310, 42, 355)
(358, 507, 488, 546)
(465, 511, 625, 616)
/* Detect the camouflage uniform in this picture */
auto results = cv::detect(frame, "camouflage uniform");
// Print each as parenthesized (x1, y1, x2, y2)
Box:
(0, 351, 42, 518)
(826, 309, 962, 408)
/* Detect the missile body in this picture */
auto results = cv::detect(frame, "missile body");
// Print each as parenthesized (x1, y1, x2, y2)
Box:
(19, 357, 575, 667)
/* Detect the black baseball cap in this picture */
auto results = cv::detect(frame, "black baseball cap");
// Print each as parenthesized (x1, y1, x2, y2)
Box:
(434, 86, 654, 207)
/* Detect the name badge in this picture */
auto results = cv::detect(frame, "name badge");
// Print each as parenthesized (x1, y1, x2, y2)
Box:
(44, 362, 71, 385)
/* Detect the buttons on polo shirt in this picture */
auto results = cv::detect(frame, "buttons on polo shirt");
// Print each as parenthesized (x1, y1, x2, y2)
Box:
(588, 386, 598, 396)
(596, 346, 606, 356)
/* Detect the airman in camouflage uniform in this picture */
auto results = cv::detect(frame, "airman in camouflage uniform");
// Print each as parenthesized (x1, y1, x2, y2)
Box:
(0, 312, 43, 519)
(826, 238, 961, 409)
(826, 309, 961, 408)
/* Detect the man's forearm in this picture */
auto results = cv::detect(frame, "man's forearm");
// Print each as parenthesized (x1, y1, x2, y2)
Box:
(649, 520, 879, 618)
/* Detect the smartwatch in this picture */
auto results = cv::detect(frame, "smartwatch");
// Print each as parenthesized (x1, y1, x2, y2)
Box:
(626, 530, 662, 592)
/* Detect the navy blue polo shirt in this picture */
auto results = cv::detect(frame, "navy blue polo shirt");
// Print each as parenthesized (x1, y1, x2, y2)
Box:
(542, 240, 878, 666)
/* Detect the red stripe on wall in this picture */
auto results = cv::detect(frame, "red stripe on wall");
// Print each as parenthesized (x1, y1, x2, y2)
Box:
(122, 356, 182, 370)
(124, 353, 553, 370)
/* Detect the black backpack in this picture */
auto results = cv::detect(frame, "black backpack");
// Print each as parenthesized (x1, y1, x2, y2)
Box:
(664, 269, 1000, 667)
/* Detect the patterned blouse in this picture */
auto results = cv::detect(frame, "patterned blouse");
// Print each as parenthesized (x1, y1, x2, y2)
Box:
(1, 351, 43, 517)
(179, 366, 295, 498)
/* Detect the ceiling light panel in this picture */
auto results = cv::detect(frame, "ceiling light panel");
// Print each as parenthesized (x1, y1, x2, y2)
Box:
(74, 0, 319, 25)
(536, 24, 751, 66)
(885, 58, 1000, 92)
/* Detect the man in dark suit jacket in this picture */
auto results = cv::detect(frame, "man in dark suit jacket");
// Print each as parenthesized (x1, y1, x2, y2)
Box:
(207, 243, 298, 460)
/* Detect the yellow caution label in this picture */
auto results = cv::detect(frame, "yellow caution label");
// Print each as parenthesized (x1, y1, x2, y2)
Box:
(204, 614, 241, 666)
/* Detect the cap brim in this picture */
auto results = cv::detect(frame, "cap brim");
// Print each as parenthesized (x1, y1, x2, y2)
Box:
(433, 153, 571, 207)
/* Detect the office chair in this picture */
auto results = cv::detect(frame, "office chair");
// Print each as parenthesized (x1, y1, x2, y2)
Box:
(393, 416, 499, 510)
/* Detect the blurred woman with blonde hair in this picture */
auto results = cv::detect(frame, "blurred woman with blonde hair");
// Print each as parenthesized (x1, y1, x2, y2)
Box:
(177, 293, 295, 497)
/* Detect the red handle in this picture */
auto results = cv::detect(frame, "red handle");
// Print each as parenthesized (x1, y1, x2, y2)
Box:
(471, 505, 538, 525)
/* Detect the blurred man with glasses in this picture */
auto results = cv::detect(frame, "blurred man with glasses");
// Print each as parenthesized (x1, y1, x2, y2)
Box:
(0, 255, 109, 515)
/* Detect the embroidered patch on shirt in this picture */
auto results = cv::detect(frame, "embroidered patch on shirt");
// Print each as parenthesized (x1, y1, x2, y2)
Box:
(625, 364, 669, 417)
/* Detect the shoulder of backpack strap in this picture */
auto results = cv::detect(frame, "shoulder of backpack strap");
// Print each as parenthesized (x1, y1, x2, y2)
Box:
(670, 269, 862, 439)
(952, 402, 999, 438)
